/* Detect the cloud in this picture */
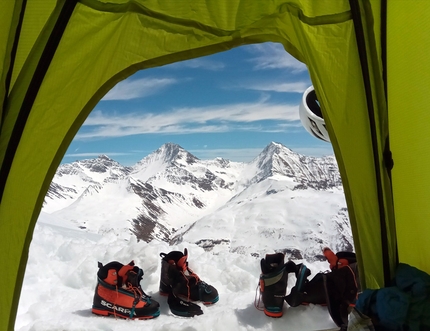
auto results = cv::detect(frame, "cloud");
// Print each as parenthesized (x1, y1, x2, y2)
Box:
(64, 152, 133, 159)
(77, 99, 301, 139)
(102, 77, 178, 100)
(169, 58, 225, 71)
(238, 81, 310, 93)
(63, 152, 132, 158)
(189, 145, 333, 162)
(246, 43, 307, 72)
(291, 146, 334, 157)
(189, 147, 265, 162)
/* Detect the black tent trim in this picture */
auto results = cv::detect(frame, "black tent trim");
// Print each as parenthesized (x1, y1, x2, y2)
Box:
(2, 0, 27, 125)
(0, 0, 78, 202)
(348, 0, 392, 286)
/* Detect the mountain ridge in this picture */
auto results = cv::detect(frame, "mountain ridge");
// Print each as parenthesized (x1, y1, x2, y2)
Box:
(42, 142, 351, 259)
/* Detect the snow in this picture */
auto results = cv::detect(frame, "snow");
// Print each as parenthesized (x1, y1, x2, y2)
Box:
(44, 143, 346, 245)
(16, 143, 349, 330)
(15, 213, 340, 331)
(49, 179, 143, 236)
(174, 178, 350, 259)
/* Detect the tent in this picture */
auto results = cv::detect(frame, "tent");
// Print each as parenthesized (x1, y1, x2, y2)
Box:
(1, 1, 429, 329)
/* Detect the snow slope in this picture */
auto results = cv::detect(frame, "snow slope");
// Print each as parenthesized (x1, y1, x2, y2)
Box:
(16, 214, 339, 331)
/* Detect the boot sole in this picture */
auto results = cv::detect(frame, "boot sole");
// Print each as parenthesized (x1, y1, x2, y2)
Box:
(202, 295, 219, 305)
(169, 307, 203, 317)
(160, 291, 219, 305)
(264, 309, 283, 318)
(92, 307, 160, 319)
(176, 293, 219, 305)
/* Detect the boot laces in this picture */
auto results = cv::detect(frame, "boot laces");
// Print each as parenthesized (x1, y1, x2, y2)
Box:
(123, 270, 152, 304)
(184, 266, 200, 281)
(179, 265, 203, 301)
(254, 282, 264, 311)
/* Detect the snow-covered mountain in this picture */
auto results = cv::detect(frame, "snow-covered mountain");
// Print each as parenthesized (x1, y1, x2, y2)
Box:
(44, 155, 132, 212)
(42, 142, 351, 260)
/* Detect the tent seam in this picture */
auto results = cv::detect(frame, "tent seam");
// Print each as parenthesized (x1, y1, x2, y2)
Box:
(349, 0, 391, 288)
(1, 0, 27, 127)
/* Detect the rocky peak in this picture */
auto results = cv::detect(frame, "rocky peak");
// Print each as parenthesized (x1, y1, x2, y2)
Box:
(158, 143, 198, 165)
(248, 141, 341, 188)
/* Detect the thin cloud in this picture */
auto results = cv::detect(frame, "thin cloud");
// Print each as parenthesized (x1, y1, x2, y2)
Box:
(189, 147, 265, 162)
(64, 146, 333, 163)
(292, 146, 334, 157)
(246, 43, 307, 72)
(64, 152, 132, 158)
(77, 99, 301, 139)
(190, 146, 333, 162)
(238, 81, 310, 93)
(102, 77, 178, 100)
(169, 58, 225, 71)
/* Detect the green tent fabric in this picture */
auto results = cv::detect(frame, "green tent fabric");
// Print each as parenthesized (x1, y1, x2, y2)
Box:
(1, 1, 428, 329)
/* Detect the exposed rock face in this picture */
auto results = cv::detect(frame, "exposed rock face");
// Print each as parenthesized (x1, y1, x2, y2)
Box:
(43, 142, 350, 255)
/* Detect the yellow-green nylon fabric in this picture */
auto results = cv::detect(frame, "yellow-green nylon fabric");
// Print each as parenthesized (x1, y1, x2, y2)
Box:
(350, 0, 397, 288)
(0, 0, 63, 168)
(0, 2, 70, 329)
(0, 1, 402, 329)
(0, 0, 20, 125)
(9, 0, 58, 90)
(389, 2, 430, 274)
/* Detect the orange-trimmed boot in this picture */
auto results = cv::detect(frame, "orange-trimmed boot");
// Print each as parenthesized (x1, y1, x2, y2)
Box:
(159, 248, 218, 316)
(92, 260, 160, 319)
(259, 253, 289, 317)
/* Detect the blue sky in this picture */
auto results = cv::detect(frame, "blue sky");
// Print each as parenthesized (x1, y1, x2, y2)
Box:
(62, 42, 333, 166)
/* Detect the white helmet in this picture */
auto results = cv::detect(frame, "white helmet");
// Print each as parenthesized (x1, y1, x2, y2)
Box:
(299, 86, 330, 142)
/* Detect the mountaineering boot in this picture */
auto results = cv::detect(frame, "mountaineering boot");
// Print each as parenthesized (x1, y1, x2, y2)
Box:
(259, 253, 289, 317)
(285, 262, 324, 307)
(167, 292, 203, 317)
(159, 248, 219, 316)
(159, 248, 219, 304)
(92, 260, 160, 319)
(323, 266, 358, 328)
(295, 263, 311, 292)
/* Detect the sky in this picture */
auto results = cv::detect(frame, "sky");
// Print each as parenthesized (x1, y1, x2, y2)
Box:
(62, 42, 333, 166)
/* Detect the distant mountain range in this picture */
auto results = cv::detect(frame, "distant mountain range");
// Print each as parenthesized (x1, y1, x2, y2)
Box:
(42, 142, 352, 260)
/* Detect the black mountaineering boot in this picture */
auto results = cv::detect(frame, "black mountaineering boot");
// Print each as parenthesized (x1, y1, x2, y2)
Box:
(285, 262, 320, 307)
(167, 292, 203, 317)
(295, 263, 311, 292)
(92, 260, 160, 319)
(159, 250, 177, 295)
(259, 253, 288, 317)
(159, 248, 219, 316)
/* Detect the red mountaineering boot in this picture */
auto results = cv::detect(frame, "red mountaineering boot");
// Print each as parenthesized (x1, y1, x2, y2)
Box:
(92, 260, 160, 319)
